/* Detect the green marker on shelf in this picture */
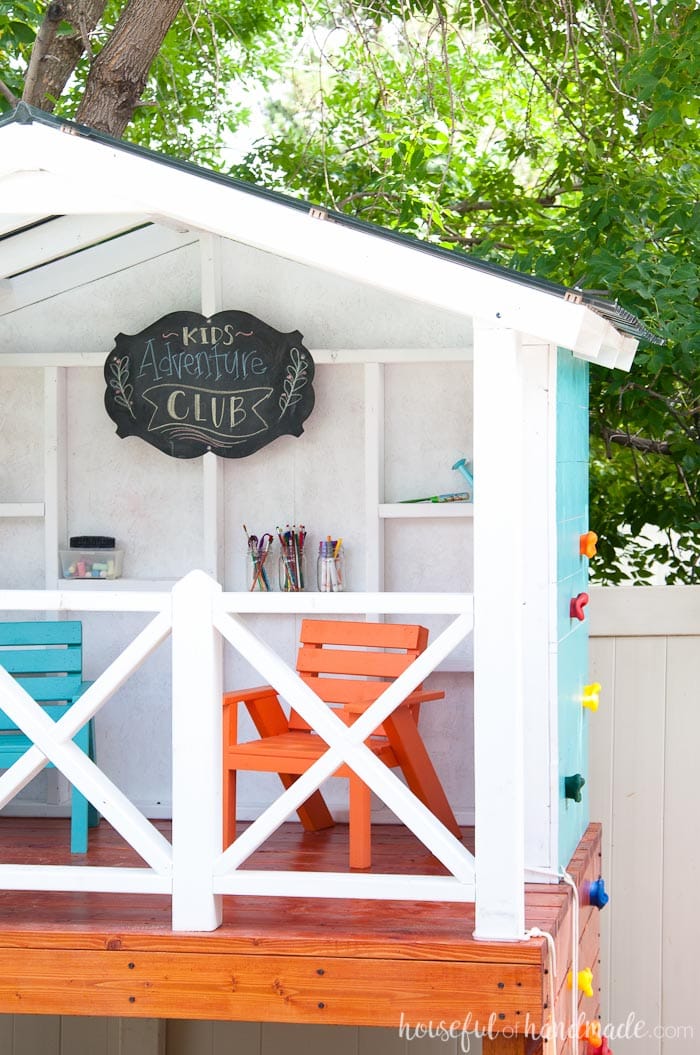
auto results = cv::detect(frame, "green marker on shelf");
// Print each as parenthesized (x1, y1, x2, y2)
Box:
(400, 491, 471, 503)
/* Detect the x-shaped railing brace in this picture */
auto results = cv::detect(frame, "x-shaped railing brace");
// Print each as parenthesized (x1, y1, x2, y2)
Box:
(213, 607, 475, 884)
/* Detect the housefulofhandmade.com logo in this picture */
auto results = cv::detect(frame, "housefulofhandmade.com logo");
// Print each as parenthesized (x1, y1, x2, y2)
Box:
(398, 1012, 695, 1051)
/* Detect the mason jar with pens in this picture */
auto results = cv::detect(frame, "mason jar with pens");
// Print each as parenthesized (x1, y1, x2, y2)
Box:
(317, 536, 344, 592)
(277, 525, 307, 592)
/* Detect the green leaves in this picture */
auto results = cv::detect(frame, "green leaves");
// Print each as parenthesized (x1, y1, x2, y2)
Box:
(232, 1, 698, 582)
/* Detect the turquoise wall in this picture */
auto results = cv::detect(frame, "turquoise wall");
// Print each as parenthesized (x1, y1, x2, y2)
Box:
(556, 348, 591, 867)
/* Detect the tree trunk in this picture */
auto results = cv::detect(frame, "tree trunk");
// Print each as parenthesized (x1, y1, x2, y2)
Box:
(22, 1, 108, 112)
(75, 0, 184, 137)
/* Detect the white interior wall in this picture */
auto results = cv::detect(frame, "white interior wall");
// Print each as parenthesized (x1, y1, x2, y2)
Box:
(0, 225, 476, 822)
(0, 368, 45, 589)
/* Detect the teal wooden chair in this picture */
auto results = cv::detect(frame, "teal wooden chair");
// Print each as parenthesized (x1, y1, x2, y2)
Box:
(0, 620, 99, 853)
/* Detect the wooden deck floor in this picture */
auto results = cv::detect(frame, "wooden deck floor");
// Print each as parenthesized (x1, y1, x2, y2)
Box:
(0, 818, 602, 1053)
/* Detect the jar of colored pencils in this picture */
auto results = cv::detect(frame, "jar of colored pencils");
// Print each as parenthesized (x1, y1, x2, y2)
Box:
(277, 527, 306, 592)
(317, 538, 344, 592)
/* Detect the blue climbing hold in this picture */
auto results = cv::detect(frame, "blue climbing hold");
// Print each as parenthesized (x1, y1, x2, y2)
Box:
(589, 877, 609, 910)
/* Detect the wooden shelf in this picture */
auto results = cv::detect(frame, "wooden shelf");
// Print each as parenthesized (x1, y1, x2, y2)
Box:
(379, 502, 473, 519)
(57, 578, 177, 591)
(0, 502, 44, 517)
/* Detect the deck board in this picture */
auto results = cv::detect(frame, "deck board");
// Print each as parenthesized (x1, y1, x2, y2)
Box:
(0, 818, 602, 1048)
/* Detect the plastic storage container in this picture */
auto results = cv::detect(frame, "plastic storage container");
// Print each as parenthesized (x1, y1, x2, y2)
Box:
(60, 548, 123, 579)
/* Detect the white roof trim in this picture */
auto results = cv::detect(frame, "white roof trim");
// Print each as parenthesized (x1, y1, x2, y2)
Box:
(0, 119, 638, 369)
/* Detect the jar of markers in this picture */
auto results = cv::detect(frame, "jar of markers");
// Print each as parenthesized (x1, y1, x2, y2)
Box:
(317, 538, 344, 592)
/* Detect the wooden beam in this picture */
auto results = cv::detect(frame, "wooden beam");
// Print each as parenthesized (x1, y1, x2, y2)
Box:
(43, 366, 66, 588)
(200, 233, 225, 583)
(0, 347, 473, 368)
(0, 948, 542, 1026)
(0, 503, 44, 517)
(0, 213, 150, 279)
(364, 363, 385, 593)
(0, 212, 45, 237)
(0, 224, 197, 317)
(482, 1038, 533, 1055)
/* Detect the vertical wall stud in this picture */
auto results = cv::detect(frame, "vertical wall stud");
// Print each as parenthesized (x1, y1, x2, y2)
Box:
(43, 366, 67, 589)
(200, 233, 225, 582)
(364, 363, 385, 597)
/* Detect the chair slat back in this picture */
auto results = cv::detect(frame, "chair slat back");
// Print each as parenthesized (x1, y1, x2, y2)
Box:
(0, 621, 85, 731)
(289, 619, 429, 732)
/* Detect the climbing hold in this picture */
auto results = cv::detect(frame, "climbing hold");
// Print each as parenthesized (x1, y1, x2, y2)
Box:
(580, 531, 598, 558)
(570, 592, 590, 621)
(567, 966, 594, 998)
(579, 1020, 602, 1048)
(582, 683, 601, 711)
(565, 773, 586, 802)
(588, 877, 610, 910)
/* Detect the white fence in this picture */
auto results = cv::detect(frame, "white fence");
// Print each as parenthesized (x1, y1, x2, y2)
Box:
(0, 572, 475, 931)
(589, 585, 700, 1055)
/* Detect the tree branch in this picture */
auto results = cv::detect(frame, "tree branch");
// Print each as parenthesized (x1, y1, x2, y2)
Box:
(22, 0, 108, 112)
(600, 427, 671, 456)
(22, 3, 65, 106)
(452, 185, 582, 215)
(0, 76, 19, 107)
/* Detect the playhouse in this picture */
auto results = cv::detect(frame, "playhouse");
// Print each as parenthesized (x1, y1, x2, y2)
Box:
(0, 103, 653, 1049)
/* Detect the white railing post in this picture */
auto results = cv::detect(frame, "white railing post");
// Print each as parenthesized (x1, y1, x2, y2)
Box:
(171, 570, 223, 931)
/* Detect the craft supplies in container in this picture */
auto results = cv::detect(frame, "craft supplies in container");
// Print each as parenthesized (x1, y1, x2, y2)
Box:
(317, 537, 345, 592)
(60, 535, 123, 579)
(244, 526, 274, 591)
(278, 525, 306, 592)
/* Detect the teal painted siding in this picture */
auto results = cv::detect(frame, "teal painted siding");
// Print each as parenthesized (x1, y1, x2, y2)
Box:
(556, 348, 590, 867)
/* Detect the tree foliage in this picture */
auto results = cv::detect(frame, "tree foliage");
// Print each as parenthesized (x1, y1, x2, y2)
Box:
(0, 0, 298, 149)
(0, 0, 697, 581)
(234, 0, 700, 583)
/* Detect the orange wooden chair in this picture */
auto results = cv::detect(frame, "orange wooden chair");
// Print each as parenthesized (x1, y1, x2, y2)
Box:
(223, 618, 461, 868)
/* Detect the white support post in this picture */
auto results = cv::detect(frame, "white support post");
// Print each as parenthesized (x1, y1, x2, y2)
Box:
(472, 321, 526, 940)
(171, 570, 223, 930)
(521, 341, 558, 874)
(202, 453, 224, 580)
(364, 363, 385, 595)
(43, 366, 66, 589)
(200, 233, 225, 581)
(43, 366, 66, 805)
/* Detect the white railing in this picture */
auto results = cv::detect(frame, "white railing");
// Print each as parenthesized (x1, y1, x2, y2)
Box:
(0, 570, 476, 931)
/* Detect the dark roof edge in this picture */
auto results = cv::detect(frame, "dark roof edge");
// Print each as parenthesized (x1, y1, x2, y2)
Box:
(1, 103, 664, 346)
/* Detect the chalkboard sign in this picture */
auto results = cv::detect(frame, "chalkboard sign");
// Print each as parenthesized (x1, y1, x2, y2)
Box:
(103, 310, 315, 459)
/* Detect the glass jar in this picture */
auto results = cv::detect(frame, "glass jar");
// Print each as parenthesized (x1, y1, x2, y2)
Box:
(317, 539, 345, 592)
(246, 545, 273, 591)
(278, 542, 306, 591)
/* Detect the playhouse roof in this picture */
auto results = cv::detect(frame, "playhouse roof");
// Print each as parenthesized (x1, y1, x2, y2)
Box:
(0, 103, 656, 369)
